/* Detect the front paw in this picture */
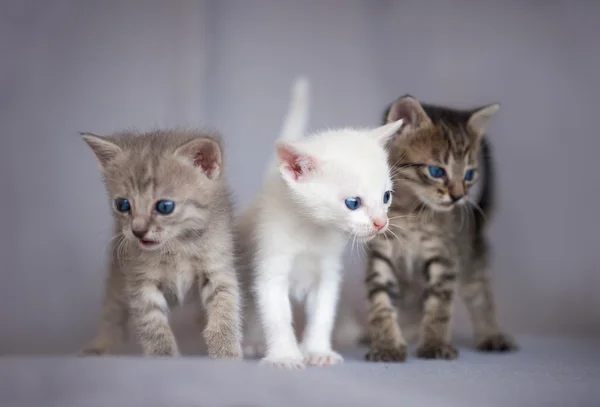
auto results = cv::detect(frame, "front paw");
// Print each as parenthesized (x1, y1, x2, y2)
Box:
(416, 340, 458, 360)
(205, 330, 243, 359)
(476, 333, 518, 353)
(304, 350, 344, 366)
(141, 337, 180, 357)
(260, 354, 306, 370)
(365, 344, 407, 363)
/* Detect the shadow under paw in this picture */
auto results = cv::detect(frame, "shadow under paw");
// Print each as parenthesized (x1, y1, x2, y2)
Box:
(476, 334, 518, 353)
(365, 346, 407, 363)
(78, 347, 109, 357)
(416, 341, 458, 360)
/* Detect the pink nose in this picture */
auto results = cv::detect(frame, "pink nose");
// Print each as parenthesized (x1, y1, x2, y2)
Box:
(373, 218, 387, 231)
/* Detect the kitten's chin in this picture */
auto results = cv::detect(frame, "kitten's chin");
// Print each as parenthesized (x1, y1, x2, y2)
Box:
(350, 231, 379, 242)
(430, 203, 456, 212)
(420, 197, 456, 212)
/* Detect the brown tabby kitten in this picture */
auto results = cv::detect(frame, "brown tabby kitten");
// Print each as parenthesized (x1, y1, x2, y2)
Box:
(80, 129, 242, 358)
(364, 96, 517, 362)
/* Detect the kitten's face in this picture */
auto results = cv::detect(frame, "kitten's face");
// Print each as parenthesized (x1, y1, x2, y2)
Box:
(83, 130, 223, 252)
(384, 97, 498, 211)
(276, 122, 402, 240)
(394, 128, 480, 211)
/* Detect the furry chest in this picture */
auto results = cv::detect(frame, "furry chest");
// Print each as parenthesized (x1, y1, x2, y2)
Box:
(288, 252, 321, 300)
(161, 260, 198, 307)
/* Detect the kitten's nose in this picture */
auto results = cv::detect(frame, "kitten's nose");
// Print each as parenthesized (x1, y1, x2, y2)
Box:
(449, 194, 464, 203)
(132, 228, 148, 239)
(131, 217, 149, 239)
(372, 218, 387, 231)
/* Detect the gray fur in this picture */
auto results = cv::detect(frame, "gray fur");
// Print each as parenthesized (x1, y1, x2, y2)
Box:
(80, 129, 242, 359)
(364, 97, 516, 362)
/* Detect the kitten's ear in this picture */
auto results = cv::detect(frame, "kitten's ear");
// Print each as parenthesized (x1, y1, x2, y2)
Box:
(385, 95, 432, 131)
(175, 137, 222, 180)
(275, 141, 316, 182)
(468, 104, 500, 137)
(81, 132, 122, 171)
(368, 119, 405, 146)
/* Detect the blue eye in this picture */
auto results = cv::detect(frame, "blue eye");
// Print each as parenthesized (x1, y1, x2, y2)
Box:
(427, 165, 445, 178)
(115, 198, 130, 212)
(156, 200, 175, 214)
(383, 191, 392, 204)
(344, 197, 361, 210)
(464, 169, 476, 181)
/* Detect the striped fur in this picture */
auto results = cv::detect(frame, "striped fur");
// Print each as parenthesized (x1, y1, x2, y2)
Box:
(80, 129, 242, 358)
(364, 96, 516, 362)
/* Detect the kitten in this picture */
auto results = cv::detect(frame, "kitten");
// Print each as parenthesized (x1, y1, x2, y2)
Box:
(80, 129, 242, 358)
(364, 96, 517, 362)
(237, 78, 404, 369)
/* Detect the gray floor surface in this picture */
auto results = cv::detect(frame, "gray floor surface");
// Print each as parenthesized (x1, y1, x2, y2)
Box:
(1, 336, 598, 407)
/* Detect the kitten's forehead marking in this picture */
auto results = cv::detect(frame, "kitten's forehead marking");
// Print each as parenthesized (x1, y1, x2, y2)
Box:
(434, 120, 476, 165)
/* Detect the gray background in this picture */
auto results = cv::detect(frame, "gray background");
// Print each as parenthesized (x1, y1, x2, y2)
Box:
(1, 0, 598, 354)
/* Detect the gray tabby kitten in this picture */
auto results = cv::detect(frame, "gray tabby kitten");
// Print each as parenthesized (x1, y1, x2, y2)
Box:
(80, 129, 242, 358)
(364, 96, 517, 362)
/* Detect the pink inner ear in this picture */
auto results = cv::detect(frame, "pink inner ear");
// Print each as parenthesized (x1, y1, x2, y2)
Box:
(193, 142, 221, 179)
(276, 144, 314, 181)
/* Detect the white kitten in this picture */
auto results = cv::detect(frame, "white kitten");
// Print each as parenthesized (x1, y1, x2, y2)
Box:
(236, 78, 404, 369)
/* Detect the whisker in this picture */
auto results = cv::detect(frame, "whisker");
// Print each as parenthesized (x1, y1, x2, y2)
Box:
(468, 198, 488, 222)
(385, 228, 404, 250)
(102, 233, 121, 256)
(388, 224, 408, 234)
(387, 215, 413, 221)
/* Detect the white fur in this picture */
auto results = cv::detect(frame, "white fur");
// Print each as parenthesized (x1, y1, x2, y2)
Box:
(240, 78, 403, 368)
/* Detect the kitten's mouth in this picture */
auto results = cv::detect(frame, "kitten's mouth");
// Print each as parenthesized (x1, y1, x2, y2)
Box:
(139, 239, 159, 247)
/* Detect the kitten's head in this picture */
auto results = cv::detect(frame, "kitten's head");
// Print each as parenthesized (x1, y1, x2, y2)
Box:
(82, 129, 226, 251)
(275, 120, 403, 240)
(384, 96, 498, 211)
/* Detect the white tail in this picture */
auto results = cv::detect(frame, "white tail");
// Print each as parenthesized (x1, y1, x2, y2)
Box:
(278, 77, 310, 141)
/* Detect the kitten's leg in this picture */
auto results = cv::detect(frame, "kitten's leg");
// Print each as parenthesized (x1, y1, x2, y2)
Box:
(364, 239, 408, 362)
(80, 265, 128, 355)
(200, 258, 243, 359)
(255, 254, 305, 369)
(129, 282, 179, 356)
(416, 256, 459, 360)
(300, 257, 343, 366)
(459, 242, 517, 352)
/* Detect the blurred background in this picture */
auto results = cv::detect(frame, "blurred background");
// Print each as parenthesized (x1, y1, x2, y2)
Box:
(1, 0, 598, 354)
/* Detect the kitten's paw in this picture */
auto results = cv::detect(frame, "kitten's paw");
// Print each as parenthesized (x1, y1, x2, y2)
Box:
(476, 333, 518, 353)
(304, 350, 344, 366)
(365, 344, 407, 363)
(260, 355, 306, 370)
(416, 341, 458, 360)
(209, 344, 243, 360)
(205, 329, 243, 359)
